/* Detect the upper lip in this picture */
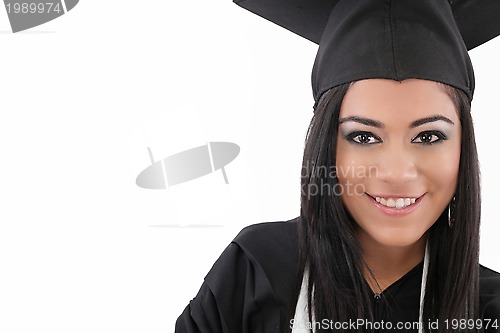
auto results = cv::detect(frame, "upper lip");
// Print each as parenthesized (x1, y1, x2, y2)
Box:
(367, 193, 425, 199)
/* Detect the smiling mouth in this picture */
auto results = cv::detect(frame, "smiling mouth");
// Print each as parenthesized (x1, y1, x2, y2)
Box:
(366, 194, 425, 210)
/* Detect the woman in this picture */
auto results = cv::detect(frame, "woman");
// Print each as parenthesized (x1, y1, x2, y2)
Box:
(176, 0, 500, 332)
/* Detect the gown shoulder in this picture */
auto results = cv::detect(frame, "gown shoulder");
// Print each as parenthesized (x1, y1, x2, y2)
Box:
(232, 217, 300, 277)
(176, 218, 500, 332)
(175, 217, 300, 333)
(479, 265, 500, 332)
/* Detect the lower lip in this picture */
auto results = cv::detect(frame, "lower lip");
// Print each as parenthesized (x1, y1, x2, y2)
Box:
(367, 194, 425, 216)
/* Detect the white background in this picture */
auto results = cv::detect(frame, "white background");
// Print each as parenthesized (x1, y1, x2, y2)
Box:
(0, 1, 498, 332)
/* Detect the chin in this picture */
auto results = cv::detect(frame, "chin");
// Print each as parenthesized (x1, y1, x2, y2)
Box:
(366, 228, 427, 248)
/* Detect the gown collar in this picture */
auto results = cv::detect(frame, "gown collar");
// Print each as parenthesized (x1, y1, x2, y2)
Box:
(291, 241, 430, 333)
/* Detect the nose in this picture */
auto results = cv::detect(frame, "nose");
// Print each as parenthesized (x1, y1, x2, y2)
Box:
(375, 145, 418, 185)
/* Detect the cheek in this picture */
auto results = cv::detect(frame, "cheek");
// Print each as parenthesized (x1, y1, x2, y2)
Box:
(335, 138, 372, 204)
(417, 144, 461, 196)
(336, 139, 374, 185)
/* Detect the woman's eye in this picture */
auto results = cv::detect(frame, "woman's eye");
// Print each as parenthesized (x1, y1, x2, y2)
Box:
(411, 131, 447, 144)
(346, 132, 381, 145)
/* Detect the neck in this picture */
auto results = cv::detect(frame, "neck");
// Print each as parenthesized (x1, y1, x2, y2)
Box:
(358, 231, 427, 293)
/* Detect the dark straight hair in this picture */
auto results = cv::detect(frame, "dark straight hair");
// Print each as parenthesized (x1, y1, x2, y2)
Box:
(288, 82, 481, 332)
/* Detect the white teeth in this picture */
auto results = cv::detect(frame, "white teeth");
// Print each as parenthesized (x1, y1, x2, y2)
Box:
(395, 198, 405, 209)
(374, 196, 418, 209)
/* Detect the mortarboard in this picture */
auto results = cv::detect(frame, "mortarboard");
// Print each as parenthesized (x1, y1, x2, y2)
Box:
(233, 0, 500, 106)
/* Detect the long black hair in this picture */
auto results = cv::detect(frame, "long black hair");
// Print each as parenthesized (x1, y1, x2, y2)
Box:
(289, 82, 481, 332)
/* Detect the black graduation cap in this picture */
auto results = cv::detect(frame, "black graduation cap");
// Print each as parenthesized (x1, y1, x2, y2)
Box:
(233, 0, 500, 105)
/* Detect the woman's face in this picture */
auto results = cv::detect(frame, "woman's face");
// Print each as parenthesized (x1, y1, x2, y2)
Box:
(336, 78, 461, 248)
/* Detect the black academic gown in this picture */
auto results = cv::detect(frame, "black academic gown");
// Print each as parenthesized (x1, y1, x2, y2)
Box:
(175, 217, 500, 333)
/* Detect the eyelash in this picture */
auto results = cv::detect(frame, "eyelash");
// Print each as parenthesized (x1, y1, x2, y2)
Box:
(345, 131, 382, 145)
(411, 130, 447, 145)
(345, 130, 447, 145)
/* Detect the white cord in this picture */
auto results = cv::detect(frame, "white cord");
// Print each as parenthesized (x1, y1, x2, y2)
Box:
(292, 268, 313, 333)
(418, 241, 430, 333)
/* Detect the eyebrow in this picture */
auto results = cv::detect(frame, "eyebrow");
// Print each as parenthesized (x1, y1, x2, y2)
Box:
(338, 115, 455, 128)
(409, 115, 455, 128)
(338, 116, 384, 128)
